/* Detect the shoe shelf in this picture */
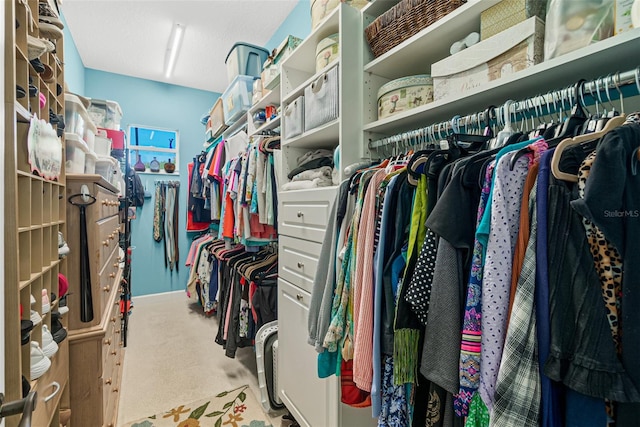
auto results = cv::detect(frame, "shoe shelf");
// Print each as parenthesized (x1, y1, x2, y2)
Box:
(6, 0, 69, 426)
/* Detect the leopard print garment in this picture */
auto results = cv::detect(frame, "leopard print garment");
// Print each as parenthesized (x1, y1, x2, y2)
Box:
(578, 150, 624, 426)
(577, 151, 623, 352)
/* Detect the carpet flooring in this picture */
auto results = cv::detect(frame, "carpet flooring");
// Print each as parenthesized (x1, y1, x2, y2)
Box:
(122, 384, 272, 427)
(116, 291, 285, 427)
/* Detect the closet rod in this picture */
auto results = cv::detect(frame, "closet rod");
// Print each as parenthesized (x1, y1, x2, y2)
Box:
(368, 65, 640, 149)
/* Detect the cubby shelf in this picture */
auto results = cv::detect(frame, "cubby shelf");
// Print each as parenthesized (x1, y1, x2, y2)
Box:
(6, 1, 69, 426)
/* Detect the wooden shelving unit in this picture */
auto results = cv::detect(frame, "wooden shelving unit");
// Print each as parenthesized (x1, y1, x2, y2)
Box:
(4, 1, 69, 426)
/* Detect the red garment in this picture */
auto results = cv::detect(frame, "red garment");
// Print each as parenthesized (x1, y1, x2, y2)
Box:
(186, 163, 211, 232)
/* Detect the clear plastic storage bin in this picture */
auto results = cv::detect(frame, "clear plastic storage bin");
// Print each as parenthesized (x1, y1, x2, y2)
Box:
(95, 156, 118, 183)
(84, 151, 97, 174)
(94, 134, 112, 157)
(87, 99, 123, 130)
(225, 42, 269, 84)
(64, 94, 87, 137)
(222, 75, 258, 125)
(65, 132, 89, 174)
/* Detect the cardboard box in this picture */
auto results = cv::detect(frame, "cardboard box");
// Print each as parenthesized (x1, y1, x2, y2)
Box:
(433, 17, 544, 102)
(615, 0, 635, 34)
(481, 0, 547, 40)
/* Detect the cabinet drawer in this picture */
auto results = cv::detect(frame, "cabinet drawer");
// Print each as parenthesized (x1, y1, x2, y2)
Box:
(277, 278, 334, 427)
(97, 215, 120, 271)
(32, 340, 69, 427)
(99, 249, 120, 314)
(278, 187, 337, 243)
(279, 236, 322, 295)
(96, 186, 119, 220)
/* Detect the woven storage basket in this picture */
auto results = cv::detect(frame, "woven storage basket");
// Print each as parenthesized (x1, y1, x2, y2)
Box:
(365, 0, 466, 58)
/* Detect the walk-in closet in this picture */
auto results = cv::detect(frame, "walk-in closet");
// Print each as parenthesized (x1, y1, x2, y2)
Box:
(3, 1, 640, 426)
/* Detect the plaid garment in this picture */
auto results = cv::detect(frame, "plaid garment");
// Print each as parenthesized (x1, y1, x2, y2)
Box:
(490, 183, 540, 427)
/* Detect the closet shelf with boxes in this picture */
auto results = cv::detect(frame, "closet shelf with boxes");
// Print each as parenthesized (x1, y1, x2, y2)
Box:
(361, 0, 640, 138)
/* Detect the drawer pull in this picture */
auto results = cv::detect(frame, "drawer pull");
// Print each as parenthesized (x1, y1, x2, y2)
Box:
(115, 329, 121, 334)
(296, 211, 304, 218)
(108, 424, 114, 427)
(109, 272, 116, 278)
(113, 387, 119, 393)
(109, 234, 115, 240)
(105, 378, 112, 385)
(111, 350, 117, 356)
(102, 200, 108, 206)
(104, 339, 111, 346)
(296, 294, 303, 301)
(103, 240, 109, 246)
(113, 263, 119, 268)
(297, 262, 304, 268)
(103, 285, 111, 292)
(43, 381, 61, 402)
(111, 317, 117, 323)
(116, 361, 121, 366)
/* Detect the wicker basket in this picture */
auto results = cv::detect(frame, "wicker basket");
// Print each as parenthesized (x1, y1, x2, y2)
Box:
(365, 0, 466, 58)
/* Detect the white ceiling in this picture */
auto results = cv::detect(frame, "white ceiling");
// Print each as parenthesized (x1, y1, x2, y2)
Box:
(61, 0, 299, 94)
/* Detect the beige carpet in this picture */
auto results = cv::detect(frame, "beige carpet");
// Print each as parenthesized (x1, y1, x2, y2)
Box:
(122, 384, 272, 427)
(117, 291, 286, 427)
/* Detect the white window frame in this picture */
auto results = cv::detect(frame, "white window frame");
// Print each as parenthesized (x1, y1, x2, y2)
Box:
(127, 124, 180, 173)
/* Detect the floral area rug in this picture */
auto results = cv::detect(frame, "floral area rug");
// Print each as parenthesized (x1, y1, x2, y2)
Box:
(123, 385, 272, 427)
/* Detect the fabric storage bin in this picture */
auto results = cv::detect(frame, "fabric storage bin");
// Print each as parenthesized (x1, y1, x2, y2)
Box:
(87, 99, 123, 130)
(225, 42, 269, 84)
(283, 95, 304, 139)
(304, 66, 339, 132)
(94, 134, 112, 157)
(84, 151, 97, 174)
(315, 34, 339, 72)
(222, 75, 258, 125)
(64, 94, 87, 137)
(377, 75, 433, 119)
(432, 17, 545, 101)
(65, 132, 89, 174)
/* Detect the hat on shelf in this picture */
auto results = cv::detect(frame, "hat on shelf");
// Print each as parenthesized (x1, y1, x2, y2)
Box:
(58, 272, 69, 297)
(38, 0, 64, 29)
(42, 63, 55, 83)
(27, 35, 47, 61)
(38, 22, 63, 40)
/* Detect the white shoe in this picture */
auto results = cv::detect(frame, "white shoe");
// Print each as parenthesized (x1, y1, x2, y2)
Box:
(30, 310, 42, 326)
(41, 325, 59, 358)
(30, 294, 36, 306)
(30, 342, 51, 380)
(42, 289, 50, 314)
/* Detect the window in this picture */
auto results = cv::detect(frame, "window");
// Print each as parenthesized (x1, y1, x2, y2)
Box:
(128, 125, 179, 173)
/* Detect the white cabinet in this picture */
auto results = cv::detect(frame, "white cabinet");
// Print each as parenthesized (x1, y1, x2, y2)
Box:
(278, 278, 338, 427)
(276, 3, 376, 427)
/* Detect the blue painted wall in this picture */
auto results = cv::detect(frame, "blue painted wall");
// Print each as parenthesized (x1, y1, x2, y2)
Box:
(84, 69, 219, 296)
(265, 0, 312, 51)
(61, 13, 85, 95)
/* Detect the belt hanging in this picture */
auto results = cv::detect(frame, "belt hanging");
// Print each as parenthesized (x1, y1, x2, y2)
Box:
(69, 192, 97, 323)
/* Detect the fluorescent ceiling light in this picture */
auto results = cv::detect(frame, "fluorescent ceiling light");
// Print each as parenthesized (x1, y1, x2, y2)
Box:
(164, 23, 184, 78)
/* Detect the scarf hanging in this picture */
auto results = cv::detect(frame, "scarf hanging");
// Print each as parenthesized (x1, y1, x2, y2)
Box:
(154, 181, 180, 270)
